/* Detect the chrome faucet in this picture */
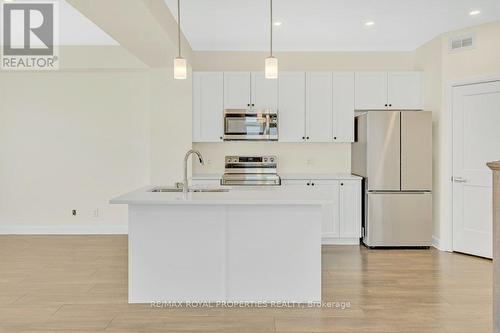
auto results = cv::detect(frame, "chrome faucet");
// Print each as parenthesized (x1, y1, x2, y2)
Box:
(183, 149, 205, 193)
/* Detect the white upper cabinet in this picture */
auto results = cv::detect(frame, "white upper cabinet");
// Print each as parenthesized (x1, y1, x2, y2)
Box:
(223, 72, 278, 110)
(332, 72, 355, 142)
(306, 72, 333, 142)
(193, 70, 422, 143)
(251, 72, 278, 110)
(355, 72, 388, 110)
(278, 72, 306, 142)
(224, 72, 251, 109)
(387, 72, 423, 110)
(355, 71, 423, 110)
(193, 72, 224, 142)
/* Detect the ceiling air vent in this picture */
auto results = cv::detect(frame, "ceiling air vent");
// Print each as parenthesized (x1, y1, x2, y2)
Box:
(449, 33, 475, 52)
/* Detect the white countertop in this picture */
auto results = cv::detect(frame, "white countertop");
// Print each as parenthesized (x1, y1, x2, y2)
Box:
(192, 173, 362, 180)
(281, 173, 362, 180)
(110, 185, 335, 206)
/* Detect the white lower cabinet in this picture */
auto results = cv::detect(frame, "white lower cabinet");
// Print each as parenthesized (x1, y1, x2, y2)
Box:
(282, 178, 361, 244)
(339, 180, 362, 239)
(192, 177, 362, 245)
(282, 180, 339, 238)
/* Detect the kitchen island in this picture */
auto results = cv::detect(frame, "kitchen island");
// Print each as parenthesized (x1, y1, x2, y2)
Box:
(110, 186, 333, 304)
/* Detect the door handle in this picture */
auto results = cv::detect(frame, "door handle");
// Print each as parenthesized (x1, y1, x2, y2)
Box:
(452, 177, 467, 183)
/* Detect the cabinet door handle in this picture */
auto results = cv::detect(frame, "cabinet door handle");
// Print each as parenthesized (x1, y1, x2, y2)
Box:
(340, 182, 344, 186)
(302, 136, 305, 140)
(389, 104, 392, 107)
(334, 136, 337, 140)
(247, 104, 250, 107)
(306, 182, 310, 186)
(385, 104, 388, 107)
(306, 136, 310, 140)
(252, 104, 255, 107)
(219, 136, 223, 140)
(311, 182, 315, 186)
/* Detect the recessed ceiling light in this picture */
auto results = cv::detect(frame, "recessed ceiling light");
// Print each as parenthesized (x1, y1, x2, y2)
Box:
(365, 21, 375, 26)
(273, 21, 282, 27)
(469, 10, 481, 16)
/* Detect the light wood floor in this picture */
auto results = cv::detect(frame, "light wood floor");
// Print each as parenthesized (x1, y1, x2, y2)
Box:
(0, 236, 492, 332)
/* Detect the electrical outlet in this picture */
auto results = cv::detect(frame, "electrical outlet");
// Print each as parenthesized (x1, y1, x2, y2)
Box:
(72, 209, 77, 216)
(93, 209, 99, 218)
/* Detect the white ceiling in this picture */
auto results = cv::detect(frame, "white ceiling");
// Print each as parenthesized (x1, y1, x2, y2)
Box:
(59, 0, 118, 45)
(4, 0, 119, 46)
(164, 0, 500, 51)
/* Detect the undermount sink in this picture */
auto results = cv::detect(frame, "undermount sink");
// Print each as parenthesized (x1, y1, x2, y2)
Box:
(150, 187, 229, 193)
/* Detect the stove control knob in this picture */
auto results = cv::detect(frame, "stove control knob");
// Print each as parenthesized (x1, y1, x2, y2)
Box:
(270, 158, 275, 162)
(263, 158, 268, 162)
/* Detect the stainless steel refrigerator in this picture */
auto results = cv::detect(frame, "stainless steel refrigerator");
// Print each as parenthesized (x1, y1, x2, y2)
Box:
(352, 111, 432, 247)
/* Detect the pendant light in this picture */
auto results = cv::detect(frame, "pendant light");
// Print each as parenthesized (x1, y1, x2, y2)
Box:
(174, 0, 187, 80)
(265, 0, 278, 79)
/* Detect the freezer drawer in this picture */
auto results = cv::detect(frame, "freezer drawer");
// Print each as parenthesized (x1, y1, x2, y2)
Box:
(364, 192, 432, 247)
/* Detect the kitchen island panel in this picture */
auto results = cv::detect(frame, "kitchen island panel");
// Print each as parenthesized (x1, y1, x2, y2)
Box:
(127, 203, 322, 303)
(129, 205, 226, 303)
(226, 205, 321, 302)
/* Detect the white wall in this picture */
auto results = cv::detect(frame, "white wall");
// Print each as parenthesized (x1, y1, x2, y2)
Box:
(414, 20, 500, 250)
(193, 51, 415, 71)
(195, 143, 351, 175)
(0, 70, 150, 230)
(414, 36, 443, 247)
(149, 67, 193, 185)
(192, 51, 415, 175)
(0, 44, 193, 232)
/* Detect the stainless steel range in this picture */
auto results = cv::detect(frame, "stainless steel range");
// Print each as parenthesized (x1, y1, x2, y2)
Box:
(221, 156, 281, 186)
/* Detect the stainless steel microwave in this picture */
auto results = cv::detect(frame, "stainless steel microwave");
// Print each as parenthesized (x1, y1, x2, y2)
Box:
(223, 109, 278, 141)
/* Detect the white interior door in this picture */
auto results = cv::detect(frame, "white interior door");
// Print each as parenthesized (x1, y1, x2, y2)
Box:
(452, 80, 500, 258)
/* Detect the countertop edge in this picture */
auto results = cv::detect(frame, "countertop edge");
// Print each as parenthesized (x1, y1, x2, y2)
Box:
(110, 186, 336, 206)
(488, 161, 500, 171)
(192, 173, 363, 180)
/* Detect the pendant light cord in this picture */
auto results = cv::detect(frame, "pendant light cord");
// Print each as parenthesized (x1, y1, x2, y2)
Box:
(177, 0, 181, 57)
(270, 0, 273, 56)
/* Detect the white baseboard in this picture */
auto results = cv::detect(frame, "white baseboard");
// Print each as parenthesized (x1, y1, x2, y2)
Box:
(322, 237, 360, 245)
(432, 235, 451, 252)
(0, 225, 128, 235)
